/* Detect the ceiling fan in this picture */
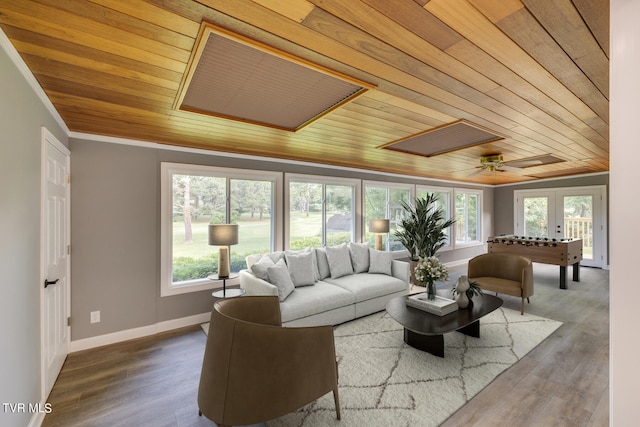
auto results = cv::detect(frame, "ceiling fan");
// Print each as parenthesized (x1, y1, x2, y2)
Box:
(467, 154, 531, 177)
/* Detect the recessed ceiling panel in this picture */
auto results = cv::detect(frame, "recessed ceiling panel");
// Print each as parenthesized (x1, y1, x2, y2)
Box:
(177, 23, 373, 132)
(505, 154, 565, 168)
(381, 120, 505, 157)
(527, 167, 593, 179)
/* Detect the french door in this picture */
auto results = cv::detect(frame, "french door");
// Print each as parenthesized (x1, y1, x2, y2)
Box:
(514, 186, 606, 268)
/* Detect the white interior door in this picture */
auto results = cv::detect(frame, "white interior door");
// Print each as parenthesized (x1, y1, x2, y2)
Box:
(41, 128, 70, 399)
(515, 186, 606, 268)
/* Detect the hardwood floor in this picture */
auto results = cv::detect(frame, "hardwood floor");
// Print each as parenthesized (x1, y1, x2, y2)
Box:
(42, 262, 609, 427)
(442, 263, 609, 427)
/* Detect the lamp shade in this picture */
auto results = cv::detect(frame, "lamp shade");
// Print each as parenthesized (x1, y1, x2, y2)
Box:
(369, 219, 390, 233)
(208, 224, 239, 246)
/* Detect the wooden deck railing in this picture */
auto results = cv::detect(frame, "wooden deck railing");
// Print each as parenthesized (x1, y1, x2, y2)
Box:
(565, 217, 592, 255)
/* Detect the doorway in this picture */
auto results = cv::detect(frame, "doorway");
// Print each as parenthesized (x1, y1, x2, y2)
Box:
(40, 128, 70, 400)
(514, 186, 607, 268)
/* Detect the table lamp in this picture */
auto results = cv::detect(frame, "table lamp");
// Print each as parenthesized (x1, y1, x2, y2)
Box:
(208, 224, 239, 278)
(369, 219, 390, 251)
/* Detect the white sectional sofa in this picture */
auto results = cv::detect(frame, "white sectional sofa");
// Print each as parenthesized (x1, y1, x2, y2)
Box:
(239, 242, 410, 327)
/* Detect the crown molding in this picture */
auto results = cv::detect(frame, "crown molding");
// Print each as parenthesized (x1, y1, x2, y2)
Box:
(0, 28, 69, 134)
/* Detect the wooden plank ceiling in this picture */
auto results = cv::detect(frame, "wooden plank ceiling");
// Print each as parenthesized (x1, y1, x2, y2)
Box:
(0, 0, 609, 185)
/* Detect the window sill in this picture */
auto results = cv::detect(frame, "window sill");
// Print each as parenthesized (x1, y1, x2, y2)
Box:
(161, 276, 240, 297)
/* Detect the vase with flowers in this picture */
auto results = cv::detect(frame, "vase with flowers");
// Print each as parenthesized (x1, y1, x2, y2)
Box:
(414, 256, 449, 300)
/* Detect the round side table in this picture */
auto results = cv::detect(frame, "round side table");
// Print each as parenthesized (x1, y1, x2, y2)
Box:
(208, 272, 244, 298)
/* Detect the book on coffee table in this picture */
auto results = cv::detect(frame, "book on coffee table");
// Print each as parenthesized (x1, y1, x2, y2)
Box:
(406, 293, 458, 316)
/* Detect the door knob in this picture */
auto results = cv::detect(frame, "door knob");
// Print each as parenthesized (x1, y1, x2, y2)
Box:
(44, 279, 59, 288)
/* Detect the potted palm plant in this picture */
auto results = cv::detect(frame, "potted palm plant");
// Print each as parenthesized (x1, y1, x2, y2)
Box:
(394, 194, 456, 285)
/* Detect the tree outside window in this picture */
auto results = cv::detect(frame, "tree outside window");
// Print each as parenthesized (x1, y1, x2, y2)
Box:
(455, 190, 481, 244)
(161, 164, 279, 296)
(288, 179, 355, 249)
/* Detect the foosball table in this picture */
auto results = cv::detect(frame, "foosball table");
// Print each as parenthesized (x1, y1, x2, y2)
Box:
(487, 235, 583, 289)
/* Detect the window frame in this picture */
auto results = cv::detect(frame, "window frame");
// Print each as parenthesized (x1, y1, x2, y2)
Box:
(453, 187, 483, 248)
(284, 173, 361, 249)
(362, 180, 415, 252)
(160, 162, 282, 297)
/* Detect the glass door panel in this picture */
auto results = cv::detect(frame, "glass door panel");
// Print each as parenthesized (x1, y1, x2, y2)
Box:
(563, 195, 594, 261)
(515, 186, 605, 268)
(523, 196, 549, 238)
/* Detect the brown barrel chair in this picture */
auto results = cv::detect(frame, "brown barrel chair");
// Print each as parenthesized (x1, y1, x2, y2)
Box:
(468, 252, 534, 315)
(198, 295, 340, 426)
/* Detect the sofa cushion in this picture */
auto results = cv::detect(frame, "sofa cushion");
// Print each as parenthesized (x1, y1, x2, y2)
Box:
(250, 254, 275, 281)
(324, 273, 408, 303)
(285, 250, 316, 287)
(279, 281, 355, 323)
(325, 243, 353, 279)
(315, 247, 331, 280)
(368, 248, 393, 275)
(267, 259, 295, 301)
(348, 242, 370, 273)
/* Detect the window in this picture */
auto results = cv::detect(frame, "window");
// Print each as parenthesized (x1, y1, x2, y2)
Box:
(364, 182, 413, 251)
(286, 175, 360, 249)
(161, 163, 282, 296)
(416, 186, 453, 252)
(454, 188, 482, 246)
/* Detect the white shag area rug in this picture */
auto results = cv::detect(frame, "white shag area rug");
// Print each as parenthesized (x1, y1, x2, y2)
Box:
(266, 307, 562, 427)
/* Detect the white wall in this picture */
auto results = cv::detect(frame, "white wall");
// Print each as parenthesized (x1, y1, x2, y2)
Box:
(0, 35, 68, 426)
(610, 0, 640, 424)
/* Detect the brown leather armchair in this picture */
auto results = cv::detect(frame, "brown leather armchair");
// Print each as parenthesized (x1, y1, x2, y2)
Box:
(198, 296, 340, 426)
(468, 252, 534, 315)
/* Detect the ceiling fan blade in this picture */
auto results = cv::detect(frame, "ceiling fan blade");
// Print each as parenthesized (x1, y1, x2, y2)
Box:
(467, 167, 486, 177)
(499, 165, 522, 172)
(503, 159, 544, 168)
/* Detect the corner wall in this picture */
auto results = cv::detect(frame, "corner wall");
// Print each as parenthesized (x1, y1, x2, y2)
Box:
(0, 40, 68, 426)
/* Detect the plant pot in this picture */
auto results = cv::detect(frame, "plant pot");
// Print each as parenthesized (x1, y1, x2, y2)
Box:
(409, 259, 419, 286)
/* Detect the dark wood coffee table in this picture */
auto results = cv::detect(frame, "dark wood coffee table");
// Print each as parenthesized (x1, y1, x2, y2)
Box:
(386, 293, 503, 357)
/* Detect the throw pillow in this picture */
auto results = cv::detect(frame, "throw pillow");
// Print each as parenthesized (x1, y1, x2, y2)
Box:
(368, 248, 393, 276)
(245, 253, 263, 269)
(267, 259, 295, 301)
(325, 243, 354, 279)
(315, 247, 331, 280)
(286, 247, 320, 282)
(348, 242, 370, 273)
(250, 254, 275, 281)
(265, 251, 286, 265)
(285, 251, 316, 287)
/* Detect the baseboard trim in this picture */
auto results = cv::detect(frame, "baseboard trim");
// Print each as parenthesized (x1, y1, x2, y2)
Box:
(444, 258, 471, 268)
(28, 411, 46, 427)
(69, 312, 211, 353)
